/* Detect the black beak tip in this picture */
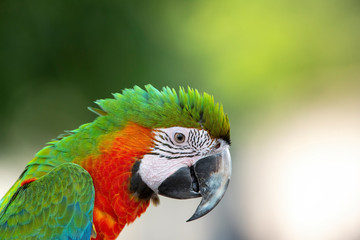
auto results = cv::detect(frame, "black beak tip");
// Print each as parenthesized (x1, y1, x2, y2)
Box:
(186, 214, 201, 222)
(186, 204, 213, 222)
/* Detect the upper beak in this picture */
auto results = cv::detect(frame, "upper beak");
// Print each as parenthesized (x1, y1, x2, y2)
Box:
(158, 148, 232, 221)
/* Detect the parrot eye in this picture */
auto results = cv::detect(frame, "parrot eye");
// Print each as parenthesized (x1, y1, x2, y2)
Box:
(174, 132, 186, 143)
(214, 142, 221, 149)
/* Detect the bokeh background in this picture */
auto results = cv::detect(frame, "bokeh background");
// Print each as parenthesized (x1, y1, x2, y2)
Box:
(1, 0, 360, 239)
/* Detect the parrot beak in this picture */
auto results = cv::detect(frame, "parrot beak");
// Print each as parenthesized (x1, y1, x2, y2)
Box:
(158, 148, 232, 221)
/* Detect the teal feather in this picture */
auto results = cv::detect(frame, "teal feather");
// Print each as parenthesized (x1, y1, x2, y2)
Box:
(0, 163, 94, 239)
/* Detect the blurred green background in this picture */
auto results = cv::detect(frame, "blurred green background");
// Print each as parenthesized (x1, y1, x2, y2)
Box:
(1, 0, 359, 150)
(1, 0, 360, 239)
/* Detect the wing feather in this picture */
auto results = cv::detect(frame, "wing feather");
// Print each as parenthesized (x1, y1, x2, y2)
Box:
(0, 163, 95, 240)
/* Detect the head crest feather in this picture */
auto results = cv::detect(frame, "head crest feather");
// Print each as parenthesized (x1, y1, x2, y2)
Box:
(93, 85, 230, 142)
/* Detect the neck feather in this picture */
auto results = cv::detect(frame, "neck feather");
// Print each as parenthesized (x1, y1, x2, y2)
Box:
(77, 122, 155, 240)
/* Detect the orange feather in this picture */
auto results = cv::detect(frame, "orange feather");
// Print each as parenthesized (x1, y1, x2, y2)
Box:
(78, 122, 154, 240)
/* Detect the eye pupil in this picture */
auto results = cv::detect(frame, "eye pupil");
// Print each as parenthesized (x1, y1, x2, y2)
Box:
(174, 133, 185, 143)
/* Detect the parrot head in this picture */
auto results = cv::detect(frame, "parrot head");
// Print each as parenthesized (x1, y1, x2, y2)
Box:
(92, 85, 231, 221)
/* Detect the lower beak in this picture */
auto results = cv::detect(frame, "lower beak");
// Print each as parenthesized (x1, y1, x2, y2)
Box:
(158, 148, 232, 221)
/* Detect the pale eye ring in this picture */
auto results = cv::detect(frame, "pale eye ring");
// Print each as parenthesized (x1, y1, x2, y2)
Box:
(174, 132, 186, 143)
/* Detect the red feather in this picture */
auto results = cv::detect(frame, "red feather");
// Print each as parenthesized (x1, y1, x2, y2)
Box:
(20, 177, 37, 186)
(79, 122, 154, 240)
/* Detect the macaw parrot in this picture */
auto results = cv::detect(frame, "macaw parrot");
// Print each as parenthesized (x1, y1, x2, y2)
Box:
(0, 85, 231, 240)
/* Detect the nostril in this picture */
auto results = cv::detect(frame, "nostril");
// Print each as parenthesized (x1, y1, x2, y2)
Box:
(190, 166, 199, 192)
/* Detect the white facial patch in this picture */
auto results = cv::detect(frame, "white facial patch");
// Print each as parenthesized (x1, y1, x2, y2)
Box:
(138, 127, 227, 193)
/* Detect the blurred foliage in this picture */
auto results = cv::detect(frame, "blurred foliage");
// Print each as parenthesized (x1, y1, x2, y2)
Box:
(0, 0, 207, 147)
(0, 0, 359, 150)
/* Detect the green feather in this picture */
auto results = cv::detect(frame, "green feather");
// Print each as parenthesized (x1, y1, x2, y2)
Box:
(0, 163, 94, 239)
(95, 84, 230, 142)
